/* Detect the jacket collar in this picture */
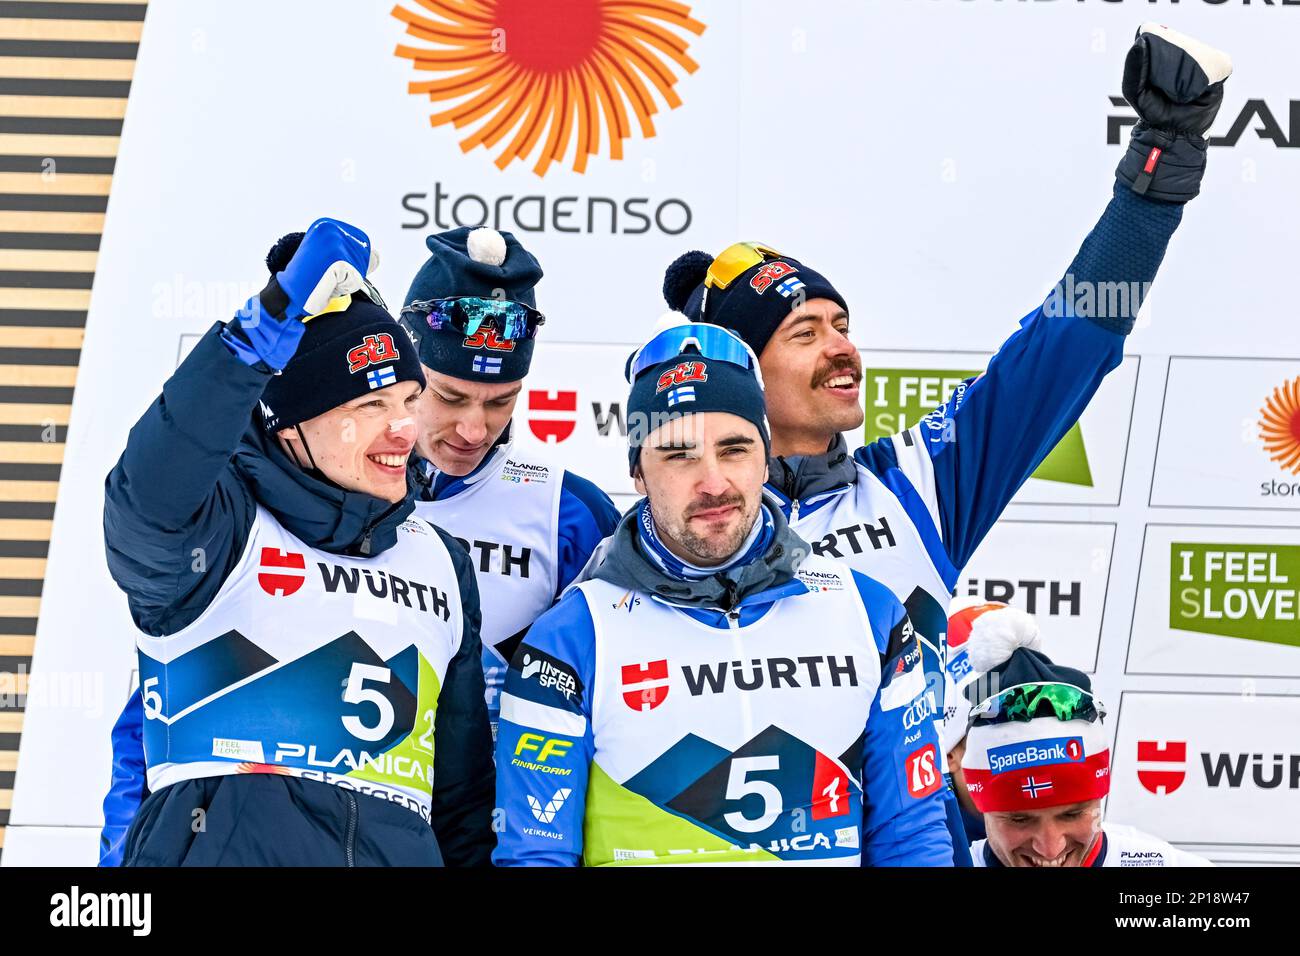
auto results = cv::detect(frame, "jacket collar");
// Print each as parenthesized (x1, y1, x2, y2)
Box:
(592, 500, 810, 612)
(767, 433, 856, 504)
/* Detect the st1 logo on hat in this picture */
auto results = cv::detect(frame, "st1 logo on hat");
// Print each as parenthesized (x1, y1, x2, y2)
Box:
(749, 261, 797, 294)
(655, 360, 707, 394)
(347, 333, 401, 373)
(462, 322, 516, 352)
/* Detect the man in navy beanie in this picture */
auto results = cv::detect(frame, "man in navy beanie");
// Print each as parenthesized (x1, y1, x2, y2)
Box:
(660, 24, 1231, 866)
(399, 226, 618, 737)
(99, 219, 494, 866)
(494, 324, 953, 867)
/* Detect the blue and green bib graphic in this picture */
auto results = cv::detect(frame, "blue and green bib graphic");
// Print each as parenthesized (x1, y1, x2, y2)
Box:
(584, 725, 863, 865)
(864, 367, 1093, 486)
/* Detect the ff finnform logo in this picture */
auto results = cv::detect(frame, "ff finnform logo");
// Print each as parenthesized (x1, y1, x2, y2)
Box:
(988, 736, 1085, 775)
(1136, 739, 1300, 795)
(864, 368, 1093, 486)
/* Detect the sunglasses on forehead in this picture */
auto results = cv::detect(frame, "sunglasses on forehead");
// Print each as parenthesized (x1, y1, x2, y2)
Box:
(969, 681, 1107, 728)
(704, 241, 785, 291)
(399, 296, 546, 342)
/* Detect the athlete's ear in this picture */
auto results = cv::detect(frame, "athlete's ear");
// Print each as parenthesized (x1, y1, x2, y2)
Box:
(632, 465, 647, 497)
(277, 426, 300, 442)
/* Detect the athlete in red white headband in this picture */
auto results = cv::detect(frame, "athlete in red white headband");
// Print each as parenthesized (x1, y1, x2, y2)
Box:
(956, 603, 1210, 868)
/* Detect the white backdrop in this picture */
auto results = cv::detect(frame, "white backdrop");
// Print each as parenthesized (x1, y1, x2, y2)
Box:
(8, 0, 1300, 865)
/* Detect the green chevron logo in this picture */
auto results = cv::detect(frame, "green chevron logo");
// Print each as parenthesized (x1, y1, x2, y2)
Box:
(1170, 543, 1300, 648)
(861, 367, 1093, 487)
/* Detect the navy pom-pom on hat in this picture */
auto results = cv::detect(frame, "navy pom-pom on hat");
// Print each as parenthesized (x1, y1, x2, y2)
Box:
(662, 246, 849, 358)
(402, 226, 544, 384)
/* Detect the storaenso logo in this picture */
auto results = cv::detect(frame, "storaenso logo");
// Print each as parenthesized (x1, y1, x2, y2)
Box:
(682, 656, 858, 695)
(864, 368, 1093, 486)
(1170, 543, 1300, 648)
(1109, 97, 1300, 149)
(391, 0, 705, 177)
(400, 184, 692, 236)
(1259, 376, 1300, 486)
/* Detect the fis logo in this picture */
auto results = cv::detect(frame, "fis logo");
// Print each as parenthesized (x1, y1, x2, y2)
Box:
(527, 390, 577, 444)
(257, 548, 306, 597)
(346, 333, 400, 373)
(612, 591, 641, 613)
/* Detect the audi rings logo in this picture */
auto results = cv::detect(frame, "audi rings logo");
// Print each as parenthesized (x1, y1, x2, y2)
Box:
(392, 0, 706, 177)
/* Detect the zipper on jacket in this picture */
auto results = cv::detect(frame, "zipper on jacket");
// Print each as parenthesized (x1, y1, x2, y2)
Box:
(344, 791, 358, 867)
(790, 497, 800, 522)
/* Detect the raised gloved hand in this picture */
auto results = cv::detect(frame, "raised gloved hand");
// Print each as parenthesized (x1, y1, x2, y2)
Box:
(1115, 23, 1232, 203)
(226, 218, 380, 371)
(274, 217, 377, 320)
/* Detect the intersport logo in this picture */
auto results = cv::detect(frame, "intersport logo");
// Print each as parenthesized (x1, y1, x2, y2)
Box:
(391, 0, 706, 177)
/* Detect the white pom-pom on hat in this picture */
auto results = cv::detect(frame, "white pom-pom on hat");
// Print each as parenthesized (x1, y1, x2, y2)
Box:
(650, 311, 691, 334)
(466, 227, 507, 266)
(966, 606, 1042, 674)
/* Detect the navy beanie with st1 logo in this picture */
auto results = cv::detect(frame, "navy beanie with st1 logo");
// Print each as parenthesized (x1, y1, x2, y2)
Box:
(401, 226, 545, 384)
(661, 248, 848, 358)
(626, 350, 770, 475)
(257, 233, 424, 432)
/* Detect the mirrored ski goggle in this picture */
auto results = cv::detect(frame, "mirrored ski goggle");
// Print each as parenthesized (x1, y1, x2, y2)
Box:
(399, 296, 545, 341)
(969, 682, 1106, 727)
(624, 322, 763, 387)
(705, 241, 785, 291)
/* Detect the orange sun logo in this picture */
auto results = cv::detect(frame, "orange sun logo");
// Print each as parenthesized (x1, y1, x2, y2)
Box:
(1260, 376, 1300, 476)
(391, 0, 706, 177)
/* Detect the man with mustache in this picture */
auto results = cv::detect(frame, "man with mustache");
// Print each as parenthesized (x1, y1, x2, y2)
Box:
(492, 323, 953, 866)
(660, 24, 1231, 863)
